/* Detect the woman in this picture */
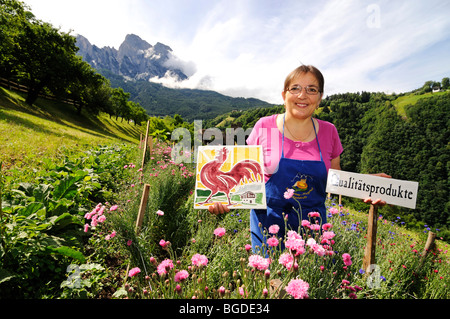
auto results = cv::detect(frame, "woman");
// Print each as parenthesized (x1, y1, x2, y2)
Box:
(209, 65, 388, 253)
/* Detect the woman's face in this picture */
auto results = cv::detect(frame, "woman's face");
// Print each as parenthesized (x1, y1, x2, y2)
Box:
(282, 72, 322, 120)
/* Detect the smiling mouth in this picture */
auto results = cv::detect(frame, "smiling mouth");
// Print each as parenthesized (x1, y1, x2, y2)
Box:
(296, 103, 308, 108)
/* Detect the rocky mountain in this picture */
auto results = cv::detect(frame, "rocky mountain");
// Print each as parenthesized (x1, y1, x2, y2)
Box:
(75, 34, 188, 82)
(75, 34, 275, 121)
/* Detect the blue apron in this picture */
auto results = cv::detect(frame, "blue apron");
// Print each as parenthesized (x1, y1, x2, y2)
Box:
(250, 114, 328, 253)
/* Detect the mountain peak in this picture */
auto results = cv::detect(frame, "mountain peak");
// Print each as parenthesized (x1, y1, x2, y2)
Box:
(121, 34, 152, 51)
(76, 34, 188, 82)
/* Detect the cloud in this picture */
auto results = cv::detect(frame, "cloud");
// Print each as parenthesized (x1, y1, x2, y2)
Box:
(162, 52, 197, 77)
(24, 0, 450, 103)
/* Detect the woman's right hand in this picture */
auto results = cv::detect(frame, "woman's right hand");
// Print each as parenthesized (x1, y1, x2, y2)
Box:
(207, 202, 230, 215)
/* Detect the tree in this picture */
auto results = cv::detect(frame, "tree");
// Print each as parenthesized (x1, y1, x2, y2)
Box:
(66, 56, 109, 115)
(127, 101, 148, 125)
(0, 0, 34, 80)
(110, 87, 130, 120)
(14, 19, 79, 105)
(442, 77, 449, 90)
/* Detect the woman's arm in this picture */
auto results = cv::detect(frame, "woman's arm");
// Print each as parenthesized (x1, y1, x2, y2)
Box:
(330, 156, 341, 170)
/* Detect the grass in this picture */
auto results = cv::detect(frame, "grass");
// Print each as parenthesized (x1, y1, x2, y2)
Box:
(86, 142, 449, 300)
(392, 90, 448, 117)
(1, 85, 448, 300)
(0, 86, 144, 184)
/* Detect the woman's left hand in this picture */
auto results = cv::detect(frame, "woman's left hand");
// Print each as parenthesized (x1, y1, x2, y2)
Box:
(364, 173, 392, 206)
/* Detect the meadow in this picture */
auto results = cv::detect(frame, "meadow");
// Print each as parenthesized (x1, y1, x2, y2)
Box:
(0, 88, 448, 300)
(88, 142, 448, 300)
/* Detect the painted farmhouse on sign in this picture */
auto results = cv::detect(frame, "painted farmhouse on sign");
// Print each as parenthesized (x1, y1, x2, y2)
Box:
(240, 191, 256, 204)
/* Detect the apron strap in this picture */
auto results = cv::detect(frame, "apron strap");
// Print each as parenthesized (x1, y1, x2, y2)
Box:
(282, 114, 323, 162)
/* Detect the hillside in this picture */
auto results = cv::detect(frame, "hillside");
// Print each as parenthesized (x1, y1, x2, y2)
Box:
(99, 69, 274, 121)
(1, 84, 448, 300)
(0, 86, 144, 180)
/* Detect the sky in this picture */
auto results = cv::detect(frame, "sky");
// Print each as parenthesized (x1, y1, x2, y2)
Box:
(24, 0, 450, 104)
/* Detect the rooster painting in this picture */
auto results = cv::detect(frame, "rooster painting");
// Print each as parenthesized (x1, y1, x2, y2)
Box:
(198, 146, 263, 206)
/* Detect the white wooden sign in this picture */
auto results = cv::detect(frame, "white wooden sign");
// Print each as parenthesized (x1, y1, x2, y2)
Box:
(326, 169, 419, 209)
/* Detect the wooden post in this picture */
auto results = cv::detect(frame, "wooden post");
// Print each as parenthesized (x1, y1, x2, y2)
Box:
(141, 120, 150, 171)
(421, 231, 437, 258)
(362, 204, 378, 273)
(135, 184, 151, 234)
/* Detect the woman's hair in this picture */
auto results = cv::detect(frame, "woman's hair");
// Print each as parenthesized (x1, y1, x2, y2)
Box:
(283, 65, 324, 94)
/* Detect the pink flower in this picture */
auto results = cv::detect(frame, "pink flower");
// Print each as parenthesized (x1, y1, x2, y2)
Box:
(90, 216, 98, 227)
(174, 270, 189, 282)
(287, 230, 302, 240)
(311, 243, 326, 256)
(308, 211, 320, 218)
(159, 239, 170, 248)
(342, 253, 352, 266)
(329, 207, 339, 215)
(239, 286, 247, 298)
(248, 254, 270, 271)
(214, 227, 226, 237)
(284, 188, 294, 199)
(157, 259, 174, 276)
(285, 238, 305, 256)
(322, 223, 332, 231)
(128, 267, 141, 277)
(98, 215, 106, 223)
(105, 231, 116, 240)
(306, 238, 316, 247)
(285, 278, 309, 299)
(301, 220, 311, 228)
(268, 224, 280, 234)
(267, 236, 279, 247)
(279, 252, 296, 270)
(156, 210, 164, 216)
(191, 253, 208, 267)
(322, 231, 336, 240)
(244, 244, 252, 252)
(109, 205, 118, 212)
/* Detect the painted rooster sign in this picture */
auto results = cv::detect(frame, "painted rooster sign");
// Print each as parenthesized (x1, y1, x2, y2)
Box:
(194, 146, 266, 209)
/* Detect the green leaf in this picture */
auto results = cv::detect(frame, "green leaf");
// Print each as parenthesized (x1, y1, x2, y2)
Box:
(52, 212, 81, 229)
(47, 246, 85, 263)
(17, 202, 45, 217)
(0, 268, 15, 285)
(52, 172, 87, 200)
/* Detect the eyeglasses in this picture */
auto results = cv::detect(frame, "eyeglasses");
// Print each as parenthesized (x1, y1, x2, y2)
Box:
(287, 85, 321, 95)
